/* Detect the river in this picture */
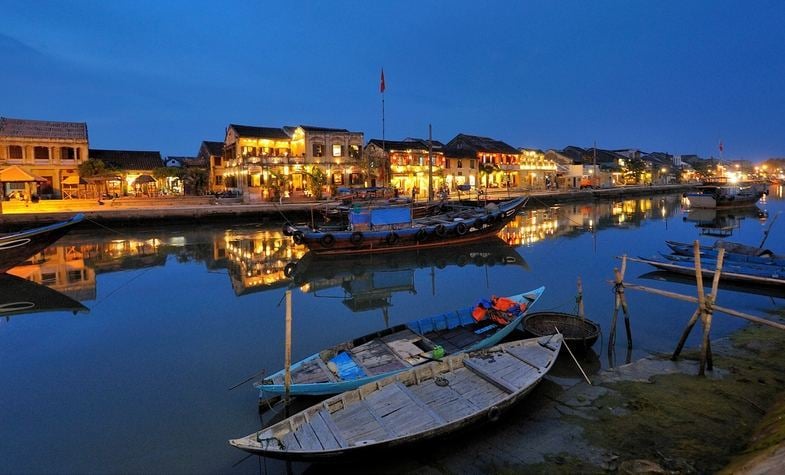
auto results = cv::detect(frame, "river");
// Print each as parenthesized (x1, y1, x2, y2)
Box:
(1, 187, 783, 474)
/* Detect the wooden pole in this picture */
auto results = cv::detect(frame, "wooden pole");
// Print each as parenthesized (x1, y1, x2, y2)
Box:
(554, 326, 591, 385)
(673, 307, 701, 360)
(621, 283, 785, 331)
(609, 255, 632, 351)
(699, 247, 724, 375)
(576, 277, 585, 318)
(284, 289, 292, 405)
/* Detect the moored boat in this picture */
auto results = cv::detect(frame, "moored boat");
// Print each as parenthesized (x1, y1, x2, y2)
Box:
(631, 255, 785, 287)
(254, 286, 545, 397)
(684, 184, 764, 209)
(0, 273, 88, 319)
(665, 240, 785, 266)
(284, 196, 527, 255)
(0, 214, 85, 273)
(231, 334, 562, 461)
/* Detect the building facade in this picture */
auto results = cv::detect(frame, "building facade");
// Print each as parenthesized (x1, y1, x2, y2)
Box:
(364, 138, 446, 198)
(0, 117, 89, 199)
(222, 124, 364, 201)
(197, 141, 225, 193)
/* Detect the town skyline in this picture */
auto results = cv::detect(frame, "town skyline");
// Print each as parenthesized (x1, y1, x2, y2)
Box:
(2, 1, 783, 160)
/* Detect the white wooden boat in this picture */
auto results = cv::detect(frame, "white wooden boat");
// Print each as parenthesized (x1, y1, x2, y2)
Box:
(230, 335, 562, 461)
(684, 184, 764, 209)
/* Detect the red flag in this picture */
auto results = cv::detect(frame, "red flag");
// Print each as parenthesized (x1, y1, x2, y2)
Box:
(380, 68, 386, 93)
(719, 140, 724, 152)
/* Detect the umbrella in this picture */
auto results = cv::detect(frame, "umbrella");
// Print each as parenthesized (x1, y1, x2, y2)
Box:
(134, 174, 156, 185)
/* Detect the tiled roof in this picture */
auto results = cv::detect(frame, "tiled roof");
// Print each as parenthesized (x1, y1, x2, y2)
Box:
(367, 139, 434, 152)
(0, 116, 88, 140)
(298, 125, 351, 133)
(182, 157, 208, 168)
(89, 149, 163, 170)
(446, 134, 519, 155)
(201, 140, 223, 156)
(228, 124, 289, 139)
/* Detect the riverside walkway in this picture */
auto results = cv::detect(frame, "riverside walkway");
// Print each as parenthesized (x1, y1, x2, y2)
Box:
(0, 184, 694, 227)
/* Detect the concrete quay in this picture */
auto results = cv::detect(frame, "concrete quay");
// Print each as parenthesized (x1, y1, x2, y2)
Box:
(0, 184, 694, 228)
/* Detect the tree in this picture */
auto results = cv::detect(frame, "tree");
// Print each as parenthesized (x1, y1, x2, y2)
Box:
(306, 166, 327, 200)
(182, 168, 209, 195)
(78, 159, 119, 196)
(625, 158, 647, 184)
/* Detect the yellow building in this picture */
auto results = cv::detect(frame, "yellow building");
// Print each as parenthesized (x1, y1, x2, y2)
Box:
(222, 124, 364, 201)
(0, 116, 89, 199)
(364, 138, 446, 199)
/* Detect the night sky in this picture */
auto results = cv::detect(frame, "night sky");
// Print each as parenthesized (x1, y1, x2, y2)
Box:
(2, 1, 783, 160)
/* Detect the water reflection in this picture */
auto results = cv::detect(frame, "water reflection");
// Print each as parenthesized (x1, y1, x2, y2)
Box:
(0, 273, 89, 320)
(682, 206, 768, 237)
(2, 195, 692, 300)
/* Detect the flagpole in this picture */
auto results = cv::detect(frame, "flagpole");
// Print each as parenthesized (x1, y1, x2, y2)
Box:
(381, 68, 386, 189)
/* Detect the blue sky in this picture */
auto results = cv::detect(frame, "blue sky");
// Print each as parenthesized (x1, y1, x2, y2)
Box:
(2, 1, 783, 160)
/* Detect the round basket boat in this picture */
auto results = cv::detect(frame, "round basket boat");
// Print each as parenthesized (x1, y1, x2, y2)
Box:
(523, 311, 601, 351)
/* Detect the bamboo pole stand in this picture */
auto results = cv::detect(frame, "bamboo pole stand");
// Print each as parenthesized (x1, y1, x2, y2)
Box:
(609, 255, 632, 351)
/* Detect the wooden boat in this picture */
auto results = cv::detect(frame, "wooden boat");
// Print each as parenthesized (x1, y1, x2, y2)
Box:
(0, 214, 84, 273)
(639, 270, 785, 300)
(659, 252, 785, 274)
(631, 255, 785, 287)
(232, 334, 563, 461)
(254, 286, 545, 397)
(684, 184, 764, 209)
(283, 196, 528, 256)
(665, 240, 785, 266)
(523, 311, 600, 351)
(0, 273, 88, 319)
(322, 196, 447, 223)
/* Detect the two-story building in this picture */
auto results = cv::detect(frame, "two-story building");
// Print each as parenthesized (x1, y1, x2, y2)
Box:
(222, 124, 364, 201)
(0, 117, 89, 199)
(197, 141, 225, 193)
(364, 138, 446, 198)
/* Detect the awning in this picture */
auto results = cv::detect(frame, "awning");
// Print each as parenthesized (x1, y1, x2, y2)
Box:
(0, 165, 46, 182)
(62, 175, 87, 185)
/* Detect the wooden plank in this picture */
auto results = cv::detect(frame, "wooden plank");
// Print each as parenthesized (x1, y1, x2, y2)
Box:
(506, 343, 553, 370)
(308, 412, 341, 450)
(316, 410, 348, 448)
(292, 420, 323, 451)
(291, 359, 336, 384)
(463, 358, 518, 394)
(357, 400, 398, 438)
(350, 339, 408, 375)
(393, 382, 448, 424)
(314, 357, 338, 382)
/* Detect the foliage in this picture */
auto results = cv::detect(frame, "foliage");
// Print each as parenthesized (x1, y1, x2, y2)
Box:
(182, 168, 209, 195)
(152, 167, 182, 180)
(306, 166, 327, 200)
(78, 159, 115, 177)
(625, 157, 647, 183)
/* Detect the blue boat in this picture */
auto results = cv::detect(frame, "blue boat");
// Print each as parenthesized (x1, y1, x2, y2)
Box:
(665, 240, 785, 267)
(634, 254, 785, 287)
(255, 286, 545, 397)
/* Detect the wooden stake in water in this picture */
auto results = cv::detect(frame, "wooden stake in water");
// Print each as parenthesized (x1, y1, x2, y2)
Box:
(609, 255, 632, 351)
(576, 277, 585, 318)
(284, 289, 292, 405)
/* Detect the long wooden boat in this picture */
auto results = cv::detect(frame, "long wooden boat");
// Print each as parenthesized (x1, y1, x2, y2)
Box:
(232, 334, 562, 461)
(0, 214, 84, 273)
(684, 184, 764, 209)
(639, 270, 785, 299)
(659, 252, 785, 275)
(523, 311, 600, 351)
(254, 286, 545, 397)
(284, 196, 527, 255)
(631, 255, 785, 287)
(665, 240, 785, 266)
(0, 273, 88, 319)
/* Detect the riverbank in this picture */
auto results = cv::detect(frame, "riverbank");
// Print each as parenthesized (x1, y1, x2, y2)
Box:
(0, 184, 695, 227)
(303, 318, 785, 474)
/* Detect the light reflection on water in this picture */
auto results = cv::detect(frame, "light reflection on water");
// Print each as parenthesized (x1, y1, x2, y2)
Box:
(1, 191, 783, 473)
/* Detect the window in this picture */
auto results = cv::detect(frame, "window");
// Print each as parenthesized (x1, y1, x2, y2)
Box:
(349, 144, 360, 159)
(444, 159, 450, 169)
(332, 144, 343, 157)
(34, 146, 49, 160)
(215, 175, 223, 185)
(470, 159, 476, 169)
(213, 156, 222, 166)
(68, 269, 83, 283)
(332, 173, 343, 185)
(8, 145, 23, 159)
(457, 160, 463, 169)
(61, 147, 76, 160)
(313, 144, 324, 157)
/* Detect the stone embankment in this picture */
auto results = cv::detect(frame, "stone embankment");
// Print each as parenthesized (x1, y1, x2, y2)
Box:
(0, 184, 695, 228)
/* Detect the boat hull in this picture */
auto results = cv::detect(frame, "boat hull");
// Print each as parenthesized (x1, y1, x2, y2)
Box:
(0, 214, 84, 273)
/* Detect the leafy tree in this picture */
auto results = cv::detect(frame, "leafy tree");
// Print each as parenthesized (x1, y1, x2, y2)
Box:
(182, 168, 209, 195)
(306, 166, 327, 200)
(625, 158, 647, 184)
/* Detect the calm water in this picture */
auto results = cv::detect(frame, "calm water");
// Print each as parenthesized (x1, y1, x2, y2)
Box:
(2, 188, 784, 473)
